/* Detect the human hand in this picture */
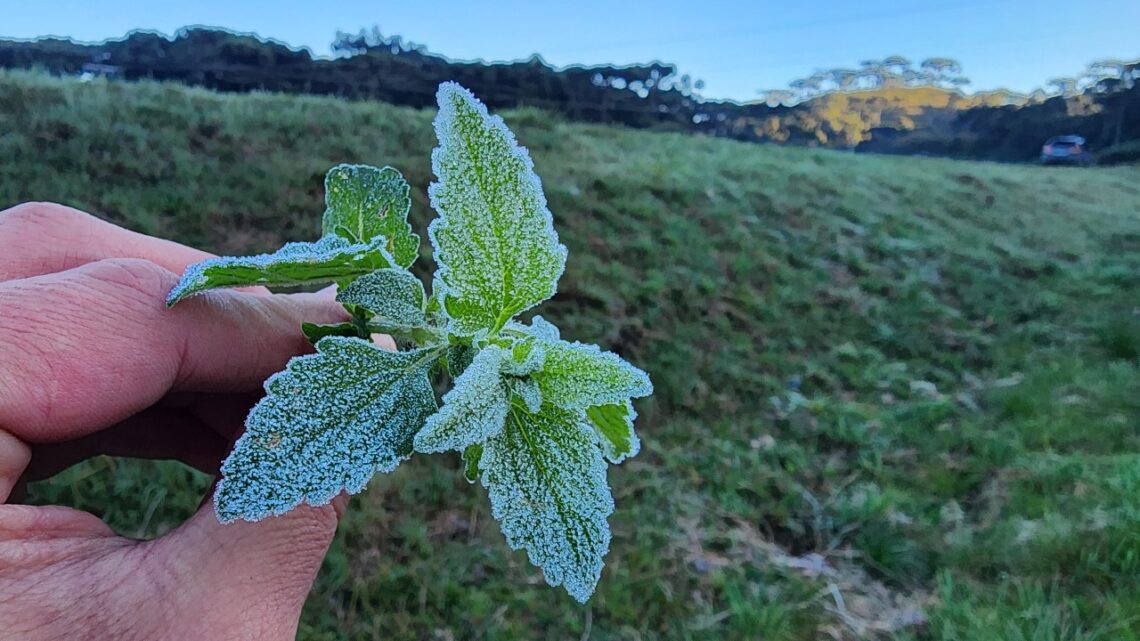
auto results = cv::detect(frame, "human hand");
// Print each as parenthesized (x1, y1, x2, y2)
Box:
(0, 203, 354, 640)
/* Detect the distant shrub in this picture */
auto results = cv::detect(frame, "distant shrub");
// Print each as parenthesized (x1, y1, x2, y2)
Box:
(1097, 140, 1140, 165)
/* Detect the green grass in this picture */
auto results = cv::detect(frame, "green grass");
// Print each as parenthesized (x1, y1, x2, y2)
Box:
(4, 69, 1140, 639)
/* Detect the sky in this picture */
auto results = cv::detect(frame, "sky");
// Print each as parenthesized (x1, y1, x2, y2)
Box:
(2, 0, 1138, 101)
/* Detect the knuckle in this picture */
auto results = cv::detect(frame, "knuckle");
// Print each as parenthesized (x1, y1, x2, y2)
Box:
(0, 202, 88, 237)
(0, 203, 99, 280)
(0, 258, 176, 438)
(86, 258, 176, 301)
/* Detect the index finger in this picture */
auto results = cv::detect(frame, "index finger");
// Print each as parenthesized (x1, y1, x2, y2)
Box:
(0, 258, 347, 444)
(0, 202, 216, 281)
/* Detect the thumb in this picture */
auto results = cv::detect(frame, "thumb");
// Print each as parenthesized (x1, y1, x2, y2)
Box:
(147, 496, 344, 639)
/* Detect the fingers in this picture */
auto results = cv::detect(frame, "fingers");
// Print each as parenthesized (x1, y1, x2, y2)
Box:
(0, 258, 348, 443)
(0, 202, 215, 282)
(0, 430, 30, 503)
(0, 204, 348, 637)
(146, 498, 342, 638)
(0, 504, 116, 540)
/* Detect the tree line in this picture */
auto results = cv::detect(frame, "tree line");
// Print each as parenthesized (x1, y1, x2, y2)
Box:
(0, 28, 705, 130)
(759, 56, 971, 106)
(1, 27, 1137, 162)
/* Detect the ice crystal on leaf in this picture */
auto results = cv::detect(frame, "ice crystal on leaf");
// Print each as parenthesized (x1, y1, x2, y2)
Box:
(510, 377, 544, 413)
(501, 337, 545, 376)
(586, 401, 641, 464)
(169, 82, 652, 603)
(337, 268, 427, 333)
(508, 314, 561, 342)
(414, 346, 509, 454)
(522, 332, 653, 411)
(214, 337, 438, 522)
(480, 404, 614, 604)
(428, 82, 567, 336)
(323, 164, 419, 268)
(165, 235, 393, 305)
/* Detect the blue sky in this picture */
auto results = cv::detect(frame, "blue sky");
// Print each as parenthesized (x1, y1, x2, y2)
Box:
(2, 0, 1138, 101)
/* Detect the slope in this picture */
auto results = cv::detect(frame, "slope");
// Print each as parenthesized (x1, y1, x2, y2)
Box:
(3, 70, 1139, 640)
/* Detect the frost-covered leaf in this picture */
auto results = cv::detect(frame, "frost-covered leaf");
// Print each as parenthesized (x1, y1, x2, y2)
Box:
(214, 337, 439, 522)
(586, 401, 641, 464)
(301, 321, 362, 343)
(337, 269, 427, 332)
(445, 344, 477, 377)
(428, 82, 567, 335)
(501, 337, 545, 376)
(511, 377, 543, 413)
(425, 276, 445, 317)
(166, 235, 393, 305)
(323, 164, 419, 267)
(531, 316, 561, 341)
(530, 339, 652, 410)
(462, 443, 483, 483)
(414, 346, 509, 453)
(480, 404, 613, 603)
(508, 315, 561, 342)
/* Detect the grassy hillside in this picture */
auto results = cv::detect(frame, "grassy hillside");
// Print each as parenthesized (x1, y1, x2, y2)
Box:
(3, 70, 1139, 640)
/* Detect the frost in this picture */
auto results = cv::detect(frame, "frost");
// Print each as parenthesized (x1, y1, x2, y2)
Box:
(586, 401, 641, 464)
(445, 344, 477, 377)
(166, 235, 393, 305)
(337, 268, 426, 332)
(509, 315, 561, 342)
(501, 337, 545, 376)
(480, 404, 614, 603)
(529, 338, 653, 410)
(414, 346, 509, 453)
(170, 84, 656, 604)
(427, 82, 567, 335)
(511, 377, 544, 413)
(214, 337, 439, 522)
(323, 164, 420, 267)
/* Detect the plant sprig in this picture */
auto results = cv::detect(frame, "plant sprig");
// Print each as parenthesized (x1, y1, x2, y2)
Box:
(167, 82, 652, 602)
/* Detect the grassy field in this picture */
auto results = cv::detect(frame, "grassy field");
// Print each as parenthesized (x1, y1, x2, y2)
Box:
(3, 70, 1139, 640)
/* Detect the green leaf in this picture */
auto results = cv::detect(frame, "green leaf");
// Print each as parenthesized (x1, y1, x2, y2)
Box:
(501, 337, 545, 376)
(214, 337, 439, 522)
(425, 276, 445, 317)
(166, 235, 393, 306)
(508, 315, 561, 342)
(323, 164, 419, 267)
(586, 401, 640, 464)
(530, 339, 653, 410)
(462, 443, 483, 484)
(301, 321, 363, 344)
(445, 344, 477, 377)
(428, 82, 567, 335)
(480, 404, 613, 603)
(414, 346, 509, 453)
(337, 269, 427, 332)
(511, 377, 543, 413)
